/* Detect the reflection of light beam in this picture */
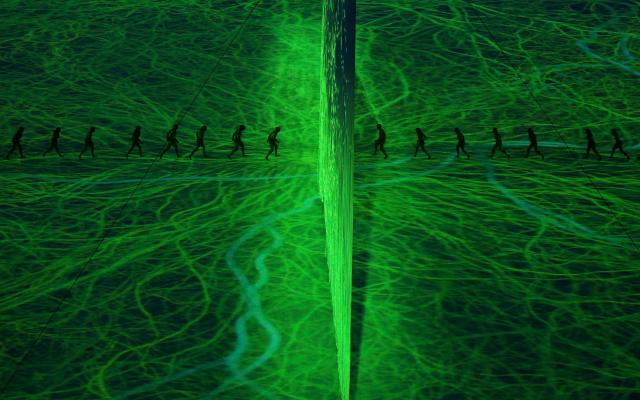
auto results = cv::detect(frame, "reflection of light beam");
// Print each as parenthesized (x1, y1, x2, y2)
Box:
(319, 1, 356, 398)
(116, 142, 632, 398)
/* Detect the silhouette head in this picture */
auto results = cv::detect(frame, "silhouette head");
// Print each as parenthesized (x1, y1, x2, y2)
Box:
(416, 128, 422, 134)
(492, 127, 498, 133)
(54, 127, 61, 133)
(239, 124, 246, 131)
(134, 125, 141, 132)
(89, 126, 96, 133)
(611, 128, 618, 135)
(454, 127, 461, 133)
(201, 125, 208, 132)
(172, 124, 178, 130)
(17, 127, 25, 134)
(376, 123, 382, 129)
(585, 128, 592, 135)
(275, 126, 281, 132)
(528, 127, 533, 134)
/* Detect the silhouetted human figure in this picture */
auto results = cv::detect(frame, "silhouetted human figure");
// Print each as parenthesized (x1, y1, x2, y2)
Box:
(5, 127, 25, 159)
(78, 126, 96, 159)
(414, 128, 431, 158)
(188, 125, 208, 159)
(159, 124, 180, 159)
(265, 126, 281, 160)
(609, 128, 630, 160)
(584, 128, 601, 160)
(490, 127, 510, 159)
(43, 127, 63, 157)
(454, 127, 470, 159)
(227, 124, 246, 159)
(525, 127, 544, 159)
(373, 123, 388, 159)
(126, 126, 143, 158)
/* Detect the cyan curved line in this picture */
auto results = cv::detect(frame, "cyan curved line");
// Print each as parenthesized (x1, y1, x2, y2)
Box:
(576, 39, 640, 77)
(576, 9, 640, 77)
(205, 196, 319, 399)
(117, 142, 632, 398)
(485, 161, 627, 247)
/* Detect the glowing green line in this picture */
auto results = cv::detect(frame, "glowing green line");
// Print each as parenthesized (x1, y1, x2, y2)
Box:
(319, 1, 355, 399)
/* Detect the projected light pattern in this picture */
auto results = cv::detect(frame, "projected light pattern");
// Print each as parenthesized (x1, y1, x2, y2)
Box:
(319, 1, 356, 400)
(2, 1, 640, 399)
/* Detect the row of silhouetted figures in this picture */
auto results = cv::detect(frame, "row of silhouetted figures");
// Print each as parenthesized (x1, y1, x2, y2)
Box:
(4, 123, 636, 161)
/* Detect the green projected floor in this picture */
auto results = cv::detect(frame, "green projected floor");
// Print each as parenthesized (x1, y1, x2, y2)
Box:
(1, 1, 640, 399)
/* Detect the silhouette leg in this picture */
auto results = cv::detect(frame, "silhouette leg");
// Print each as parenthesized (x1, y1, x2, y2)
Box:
(189, 146, 198, 159)
(456, 144, 461, 158)
(462, 146, 470, 159)
(266, 146, 273, 160)
(90, 144, 95, 158)
(379, 144, 388, 159)
(490, 144, 498, 158)
(159, 143, 170, 159)
(6, 144, 16, 159)
(173, 143, 180, 158)
(621, 146, 630, 159)
(79, 144, 87, 159)
(240, 142, 246, 156)
(43, 145, 53, 157)
(422, 143, 432, 159)
(228, 143, 239, 159)
(414, 143, 419, 157)
(55, 144, 63, 157)
(587, 144, 602, 160)
(526, 144, 533, 157)
(138, 143, 143, 157)
(274, 143, 278, 156)
(126, 143, 135, 158)
(593, 146, 601, 160)
(202, 144, 207, 157)
(373, 141, 378, 156)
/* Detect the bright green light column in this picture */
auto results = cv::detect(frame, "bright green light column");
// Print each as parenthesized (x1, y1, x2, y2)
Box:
(319, 1, 355, 400)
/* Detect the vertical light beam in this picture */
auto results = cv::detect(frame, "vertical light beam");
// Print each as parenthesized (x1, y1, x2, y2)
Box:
(319, 1, 355, 400)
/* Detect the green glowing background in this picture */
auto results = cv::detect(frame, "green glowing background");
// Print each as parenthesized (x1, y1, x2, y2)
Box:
(1, 1, 639, 399)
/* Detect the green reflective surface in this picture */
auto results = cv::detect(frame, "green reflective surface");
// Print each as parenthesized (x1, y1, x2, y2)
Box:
(1, 1, 639, 399)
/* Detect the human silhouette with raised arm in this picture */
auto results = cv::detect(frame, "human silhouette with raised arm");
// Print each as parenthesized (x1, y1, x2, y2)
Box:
(584, 128, 601, 160)
(609, 128, 630, 160)
(525, 127, 544, 159)
(159, 124, 180, 159)
(5, 127, 25, 159)
(373, 123, 388, 159)
(414, 128, 431, 158)
(126, 126, 143, 158)
(188, 125, 208, 159)
(43, 127, 63, 157)
(490, 127, 510, 159)
(265, 126, 281, 160)
(78, 126, 96, 159)
(227, 124, 246, 159)
(454, 127, 470, 159)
